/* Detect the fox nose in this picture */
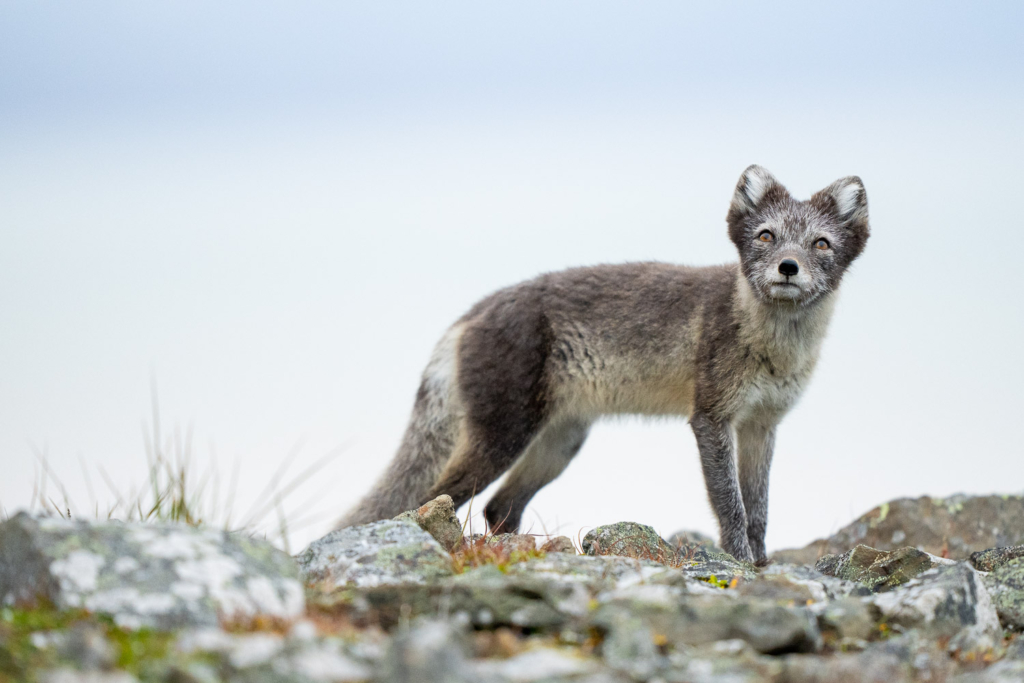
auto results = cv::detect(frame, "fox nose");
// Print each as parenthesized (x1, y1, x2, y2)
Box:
(778, 259, 799, 277)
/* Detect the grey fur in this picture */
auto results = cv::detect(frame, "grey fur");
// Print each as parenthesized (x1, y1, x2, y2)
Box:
(338, 166, 869, 564)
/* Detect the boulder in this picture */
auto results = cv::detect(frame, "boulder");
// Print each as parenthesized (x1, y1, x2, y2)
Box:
(297, 519, 454, 590)
(981, 558, 1024, 630)
(773, 494, 1024, 564)
(393, 495, 464, 551)
(971, 545, 1024, 573)
(870, 563, 1001, 652)
(814, 545, 946, 592)
(582, 522, 675, 561)
(0, 513, 304, 630)
(667, 529, 722, 553)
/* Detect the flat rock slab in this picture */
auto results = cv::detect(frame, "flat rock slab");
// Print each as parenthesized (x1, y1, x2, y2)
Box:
(971, 545, 1024, 573)
(0, 513, 304, 630)
(297, 519, 453, 590)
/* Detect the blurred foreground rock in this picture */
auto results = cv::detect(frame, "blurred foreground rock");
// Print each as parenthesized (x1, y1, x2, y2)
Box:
(5, 493, 1024, 681)
(0, 513, 303, 630)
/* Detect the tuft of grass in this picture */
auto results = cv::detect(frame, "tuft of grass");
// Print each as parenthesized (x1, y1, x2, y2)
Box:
(450, 534, 545, 574)
(16, 378, 345, 552)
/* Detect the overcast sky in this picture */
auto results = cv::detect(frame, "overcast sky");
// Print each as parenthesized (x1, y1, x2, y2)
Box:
(2, 1, 1023, 553)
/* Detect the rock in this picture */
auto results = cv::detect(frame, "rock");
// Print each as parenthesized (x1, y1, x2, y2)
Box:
(484, 534, 537, 554)
(735, 574, 818, 604)
(667, 529, 722, 553)
(870, 563, 1001, 652)
(971, 545, 1024, 572)
(814, 545, 945, 592)
(761, 563, 865, 601)
(953, 660, 1024, 683)
(582, 522, 675, 561)
(773, 494, 1024, 564)
(780, 651, 911, 683)
(676, 545, 759, 583)
(594, 592, 822, 655)
(393, 495, 464, 551)
(377, 620, 470, 683)
(540, 536, 576, 554)
(814, 597, 876, 644)
(38, 672, 139, 683)
(0, 513, 304, 630)
(982, 558, 1024, 630)
(297, 519, 454, 589)
(470, 648, 605, 682)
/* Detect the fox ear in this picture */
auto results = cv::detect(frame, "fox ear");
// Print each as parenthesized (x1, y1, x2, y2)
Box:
(811, 176, 870, 260)
(729, 165, 786, 218)
(727, 165, 788, 245)
(812, 176, 868, 228)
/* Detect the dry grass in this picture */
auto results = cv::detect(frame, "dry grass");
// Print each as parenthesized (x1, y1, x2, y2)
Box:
(16, 380, 343, 552)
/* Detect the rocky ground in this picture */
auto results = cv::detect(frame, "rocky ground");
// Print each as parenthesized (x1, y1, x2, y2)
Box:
(3, 493, 1024, 682)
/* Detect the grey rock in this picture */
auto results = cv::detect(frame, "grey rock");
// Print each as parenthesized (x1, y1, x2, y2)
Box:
(297, 519, 453, 590)
(540, 536, 576, 554)
(953, 661, 1024, 683)
(471, 649, 606, 682)
(982, 557, 1024, 630)
(667, 529, 722, 553)
(761, 563, 865, 601)
(582, 522, 674, 561)
(38, 671, 139, 683)
(780, 651, 911, 683)
(594, 593, 822, 655)
(772, 494, 1024, 565)
(971, 545, 1024, 572)
(675, 545, 759, 584)
(377, 620, 470, 683)
(814, 597, 875, 643)
(0, 513, 304, 630)
(393, 494, 464, 552)
(814, 545, 945, 593)
(870, 563, 1001, 652)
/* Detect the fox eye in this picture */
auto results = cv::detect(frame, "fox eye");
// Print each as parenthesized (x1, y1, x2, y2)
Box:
(815, 238, 830, 250)
(757, 230, 774, 243)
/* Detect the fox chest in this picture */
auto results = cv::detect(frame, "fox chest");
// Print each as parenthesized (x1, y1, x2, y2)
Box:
(730, 356, 814, 424)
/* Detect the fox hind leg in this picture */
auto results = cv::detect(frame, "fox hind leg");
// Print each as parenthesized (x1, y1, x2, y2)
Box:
(483, 417, 591, 533)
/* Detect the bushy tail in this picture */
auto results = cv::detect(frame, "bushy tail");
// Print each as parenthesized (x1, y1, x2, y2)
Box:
(335, 327, 462, 528)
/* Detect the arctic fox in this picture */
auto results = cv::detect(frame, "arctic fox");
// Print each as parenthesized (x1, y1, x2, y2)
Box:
(339, 165, 869, 564)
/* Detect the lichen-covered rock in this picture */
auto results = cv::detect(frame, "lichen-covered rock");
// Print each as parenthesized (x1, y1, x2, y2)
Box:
(582, 522, 674, 561)
(871, 563, 1001, 652)
(483, 533, 537, 554)
(675, 545, 759, 583)
(971, 545, 1024, 573)
(814, 545, 945, 593)
(297, 519, 453, 590)
(982, 557, 1024, 630)
(540, 536, 576, 554)
(393, 495, 464, 552)
(773, 494, 1024, 565)
(0, 513, 304, 630)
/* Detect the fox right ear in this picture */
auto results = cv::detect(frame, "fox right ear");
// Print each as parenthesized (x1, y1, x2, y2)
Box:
(727, 165, 788, 244)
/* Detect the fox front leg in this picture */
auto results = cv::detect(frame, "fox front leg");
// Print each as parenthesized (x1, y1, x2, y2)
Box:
(690, 412, 754, 563)
(737, 422, 775, 566)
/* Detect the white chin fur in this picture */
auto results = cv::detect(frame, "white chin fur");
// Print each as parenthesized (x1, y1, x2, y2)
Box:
(768, 284, 804, 301)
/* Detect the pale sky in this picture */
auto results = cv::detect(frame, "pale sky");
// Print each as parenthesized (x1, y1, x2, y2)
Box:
(2, 2, 1022, 553)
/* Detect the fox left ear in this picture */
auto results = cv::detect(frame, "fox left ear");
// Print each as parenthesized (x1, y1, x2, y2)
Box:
(811, 176, 870, 259)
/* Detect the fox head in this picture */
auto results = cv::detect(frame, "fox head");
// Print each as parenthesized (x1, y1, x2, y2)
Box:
(726, 165, 869, 307)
